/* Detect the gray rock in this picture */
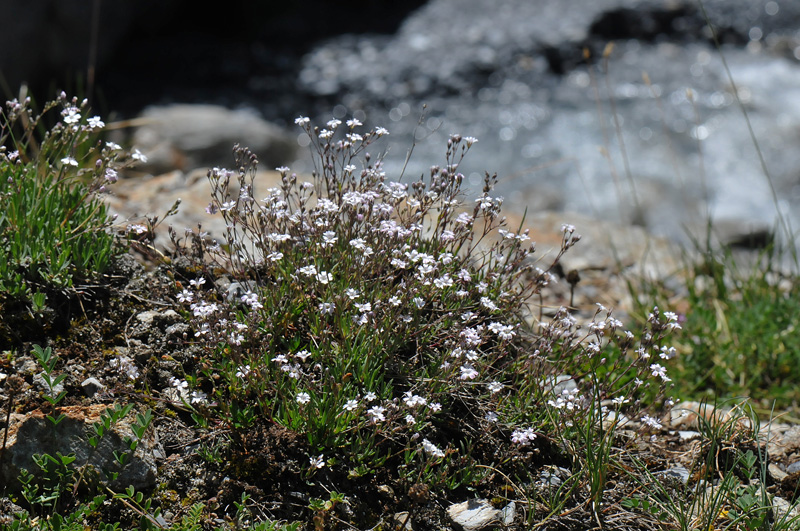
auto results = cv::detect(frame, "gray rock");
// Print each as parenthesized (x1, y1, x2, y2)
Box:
(786, 461, 800, 475)
(393, 511, 413, 530)
(659, 466, 690, 485)
(499, 501, 516, 526)
(769, 463, 788, 483)
(80, 377, 105, 398)
(447, 499, 506, 531)
(1, 405, 157, 493)
(32, 371, 64, 398)
(132, 104, 297, 174)
(773, 496, 800, 522)
(769, 426, 800, 462)
(13, 356, 37, 376)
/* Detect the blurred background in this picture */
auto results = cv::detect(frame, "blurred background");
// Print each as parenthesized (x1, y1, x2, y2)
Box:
(3, 0, 800, 247)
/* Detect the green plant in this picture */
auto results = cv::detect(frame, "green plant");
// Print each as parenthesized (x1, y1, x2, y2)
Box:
(622, 399, 800, 531)
(160, 115, 679, 527)
(31, 345, 67, 426)
(0, 92, 141, 340)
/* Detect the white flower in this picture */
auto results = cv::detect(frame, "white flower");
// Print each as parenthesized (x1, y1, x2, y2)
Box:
(345, 288, 360, 300)
(364, 391, 377, 402)
(294, 116, 310, 125)
(346, 118, 362, 128)
(388, 296, 401, 306)
(296, 392, 311, 405)
(177, 289, 193, 303)
(464, 136, 478, 147)
(298, 264, 318, 277)
(131, 149, 148, 163)
(429, 402, 442, 413)
(459, 364, 479, 380)
(649, 363, 670, 382)
(413, 297, 425, 308)
(511, 427, 537, 446)
(403, 391, 427, 408)
(343, 399, 359, 411)
(62, 107, 81, 124)
(169, 377, 188, 389)
(61, 156, 78, 167)
(422, 439, 445, 459)
(355, 302, 372, 313)
(487, 381, 503, 394)
(485, 411, 499, 423)
(236, 365, 251, 378)
(320, 231, 338, 247)
(433, 274, 453, 289)
(641, 414, 662, 430)
(295, 350, 312, 362)
(87, 116, 105, 129)
(318, 302, 336, 315)
(375, 126, 389, 136)
(190, 390, 207, 404)
(310, 455, 325, 469)
(480, 297, 498, 311)
(316, 271, 333, 284)
(405, 414, 416, 424)
(366, 405, 386, 423)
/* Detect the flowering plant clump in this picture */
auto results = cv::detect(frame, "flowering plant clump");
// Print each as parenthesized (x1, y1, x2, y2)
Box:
(166, 115, 679, 515)
(0, 93, 142, 339)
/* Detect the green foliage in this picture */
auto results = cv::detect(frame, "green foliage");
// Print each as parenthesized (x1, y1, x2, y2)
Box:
(633, 236, 800, 408)
(0, 93, 135, 315)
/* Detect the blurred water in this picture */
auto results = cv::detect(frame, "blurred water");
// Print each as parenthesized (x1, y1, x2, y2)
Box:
(287, 0, 800, 246)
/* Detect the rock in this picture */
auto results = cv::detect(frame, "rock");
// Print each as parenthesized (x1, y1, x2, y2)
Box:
(769, 463, 788, 483)
(447, 499, 508, 531)
(786, 461, 800, 475)
(0, 405, 157, 493)
(393, 511, 413, 530)
(663, 401, 751, 430)
(659, 466, 690, 485)
(32, 371, 64, 397)
(677, 430, 700, 442)
(769, 426, 800, 462)
(773, 496, 800, 522)
(499, 501, 516, 526)
(106, 168, 285, 245)
(80, 377, 105, 397)
(131, 104, 297, 174)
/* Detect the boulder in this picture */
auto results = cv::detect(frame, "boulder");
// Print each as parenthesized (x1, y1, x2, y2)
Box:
(1, 404, 158, 493)
(131, 104, 297, 174)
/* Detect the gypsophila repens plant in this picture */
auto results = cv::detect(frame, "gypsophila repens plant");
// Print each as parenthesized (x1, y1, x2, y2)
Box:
(166, 115, 680, 497)
(0, 92, 144, 319)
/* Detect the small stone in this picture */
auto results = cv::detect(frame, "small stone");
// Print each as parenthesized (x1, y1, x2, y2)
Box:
(499, 501, 516, 525)
(659, 466, 689, 485)
(447, 499, 501, 531)
(769, 463, 788, 483)
(136, 310, 160, 325)
(393, 511, 413, 530)
(773, 496, 800, 521)
(80, 377, 105, 397)
(677, 431, 700, 441)
(786, 461, 800, 475)
(33, 371, 64, 397)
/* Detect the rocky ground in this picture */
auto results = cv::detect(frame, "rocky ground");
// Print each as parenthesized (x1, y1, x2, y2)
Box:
(2, 219, 800, 529)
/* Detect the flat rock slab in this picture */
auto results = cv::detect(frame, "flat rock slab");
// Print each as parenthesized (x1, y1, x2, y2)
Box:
(1, 404, 157, 493)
